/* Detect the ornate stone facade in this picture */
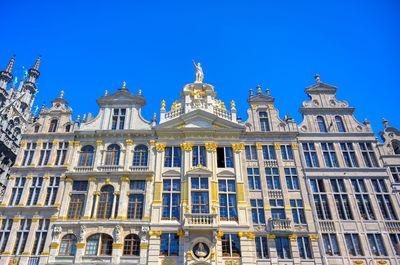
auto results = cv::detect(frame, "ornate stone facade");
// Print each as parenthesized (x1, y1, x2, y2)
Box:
(0, 71, 399, 265)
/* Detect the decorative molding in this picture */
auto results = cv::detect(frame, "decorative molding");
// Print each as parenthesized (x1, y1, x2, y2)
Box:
(256, 143, 263, 149)
(74, 141, 80, 147)
(112, 243, 123, 248)
(267, 104, 274, 109)
(291, 142, 298, 149)
(288, 235, 298, 240)
(145, 177, 154, 182)
(205, 142, 218, 151)
(125, 139, 133, 146)
(156, 143, 166, 152)
(180, 142, 194, 151)
(149, 140, 156, 146)
(140, 244, 149, 249)
(309, 234, 318, 240)
(231, 143, 245, 152)
(120, 177, 129, 181)
(274, 143, 281, 149)
(50, 243, 59, 249)
(76, 243, 85, 248)
(88, 177, 97, 182)
(96, 140, 103, 146)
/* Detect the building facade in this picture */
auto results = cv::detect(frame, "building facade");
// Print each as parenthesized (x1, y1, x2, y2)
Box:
(0, 69, 399, 265)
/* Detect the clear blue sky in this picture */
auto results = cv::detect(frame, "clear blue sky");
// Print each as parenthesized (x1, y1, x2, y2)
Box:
(1, 0, 399, 137)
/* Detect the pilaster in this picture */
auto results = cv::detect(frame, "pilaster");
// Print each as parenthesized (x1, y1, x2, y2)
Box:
(1, 177, 15, 205)
(36, 176, 50, 206)
(22, 218, 39, 254)
(59, 179, 73, 218)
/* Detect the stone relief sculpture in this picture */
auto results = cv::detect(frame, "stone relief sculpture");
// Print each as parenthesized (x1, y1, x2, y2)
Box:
(52, 225, 62, 243)
(78, 224, 87, 243)
(114, 225, 122, 243)
(192, 60, 204, 83)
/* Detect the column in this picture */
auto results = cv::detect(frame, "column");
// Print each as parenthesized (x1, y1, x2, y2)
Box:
(117, 178, 129, 219)
(70, 141, 81, 169)
(59, 178, 73, 218)
(151, 143, 165, 223)
(1, 176, 15, 205)
(112, 243, 123, 263)
(54, 176, 66, 206)
(19, 176, 32, 206)
(31, 140, 42, 167)
(239, 233, 256, 264)
(3, 217, 21, 254)
(63, 140, 74, 167)
(111, 192, 118, 219)
(13, 141, 26, 167)
(267, 235, 278, 264)
(309, 235, 323, 264)
(124, 139, 133, 170)
(289, 234, 300, 263)
(143, 176, 154, 220)
(231, 143, 247, 226)
(147, 231, 161, 265)
(74, 242, 85, 263)
(82, 178, 97, 219)
(22, 218, 39, 255)
(47, 140, 58, 166)
(93, 140, 104, 170)
(36, 176, 50, 206)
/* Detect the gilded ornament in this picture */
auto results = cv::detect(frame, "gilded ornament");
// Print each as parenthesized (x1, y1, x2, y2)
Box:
(309, 234, 318, 240)
(251, 104, 257, 109)
(156, 143, 166, 152)
(177, 230, 185, 236)
(74, 141, 80, 147)
(161, 100, 166, 108)
(314, 74, 320, 82)
(274, 143, 281, 149)
(256, 143, 263, 149)
(217, 230, 224, 237)
(231, 143, 245, 152)
(382, 118, 388, 127)
(125, 139, 133, 146)
(180, 142, 193, 151)
(288, 234, 298, 240)
(205, 142, 218, 151)
(149, 140, 156, 146)
(96, 140, 103, 146)
(291, 142, 298, 149)
(267, 104, 274, 109)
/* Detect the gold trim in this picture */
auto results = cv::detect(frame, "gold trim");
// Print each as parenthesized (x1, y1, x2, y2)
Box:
(155, 143, 166, 152)
(140, 244, 148, 249)
(112, 243, 123, 248)
(231, 143, 245, 152)
(180, 142, 194, 151)
(96, 140, 103, 146)
(125, 139, 133, 146)
(88, 177, 97, 181)
(50, 243, 59, 249)
(291, 143, 298, 149)
(76, 243, 85, 248)
(205, 142, 218, 151)
(274, 143, 281, 149)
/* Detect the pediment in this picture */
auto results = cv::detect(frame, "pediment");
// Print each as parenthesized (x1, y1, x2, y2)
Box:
(186, 165, 212, 175)
(96, 89, 146, 106)
(217, 170, 235, 177)
(162, 169, 181, 177)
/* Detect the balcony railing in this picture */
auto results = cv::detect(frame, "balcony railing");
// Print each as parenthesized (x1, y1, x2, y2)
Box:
(74, 166, 94, 172)
(319, 220, 335, 232)
(269, 218, 292, 231)
(264, 160, 278, 167)
(268, 190, 283, 199)
(130, 166, 149, 171)
(385, 221, 400, 232)
(184, 213, 217, 226)
(98, 165, 124, 172)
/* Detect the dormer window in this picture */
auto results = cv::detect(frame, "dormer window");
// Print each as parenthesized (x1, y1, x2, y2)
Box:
(111, 108, 126, 130)
(34, 125, 40, 133)
(259, 112, 270, 132)
(65, 124, 71, 132)
(317, 116, 327, 132)
(335, 116, 345, 132)
(49, 119, 58, 132)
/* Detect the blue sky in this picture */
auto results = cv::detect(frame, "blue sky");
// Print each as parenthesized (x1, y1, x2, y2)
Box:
(1, 0, 399, 137)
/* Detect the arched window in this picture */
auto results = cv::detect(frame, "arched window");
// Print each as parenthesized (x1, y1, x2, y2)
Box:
(392, 141, 400, 155)
(34, 125, 40, 133)
(259, 112, 270, 132)
(49, 119, 58, 132)
(133, 145, 148, 166)
(104, 144, 120, 165)
(86, 234, 113, 256)
(59, 234, 77, 256)
(78, 146, 95, 167)
(97, 185, 114, 219)
(317, 116, 327, 132)
(123, 234, 140, 256)
(65, 124, 71, 132)
(335, 116, 345, 132)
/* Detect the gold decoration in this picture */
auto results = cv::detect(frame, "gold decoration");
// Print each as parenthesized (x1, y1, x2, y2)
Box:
(125, 139, 133, 146)
(148, 230, 162, 236)
(150, 140, 156, 146)
(205, 142, 218, 151)
(291, 142, 298, 149)
(146, 177, 154, 181)
(106, 178, 110, 184)
(161, 259, 176, 265)
(88, 177, 97, 182)
(76, 243, 85, 248)
(288, 235, 298, 240)
(20, 141, 26, 147)
(211, 250, 215, 259)
(161, 100, 166, 108)
(112, 243, 123, 248)
(60, 90, 64, 98)
(230, 100, 236, 108)
(138, 89, 142, 95)
(156, 143, 166, 151)
(65, 178, 73, 182)
(140, 244, 148, 249)
(122, 81, 126, 88)
(382, 118, 388, 127)
(120, 177, 129, 181)
(177, 230, 185, 236)
(267, 104, 274, 109)
(309, 234, 318, 240)
(314, 74, 320, 82)
(50, 243, 59, 249)
(274, 143, 281, 149)
(267, 235, 276, 239)
(256, 143, 263, 149)
(180, 142, 194, 151)
(104, 90, 108, 96)
(74, 141, 80, 147)
(187, 250, 192, 260)
(231, 143, 245, 152)
(304, 205, 312, 210)
(353, 261, 365, 265)
(217, 230, 224, 237)
(96, 140, 103, 146)
(251, 104, 257, 109)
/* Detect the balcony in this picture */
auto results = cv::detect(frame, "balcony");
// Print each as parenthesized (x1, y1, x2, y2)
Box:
(264, 160, 278, 167)
(74, 166, 94, 172)
(269, 218, 292, 232)
(268, 190, 283, 199)
(130, 166, 149, 172)
(385, 221, 400, 232)
(319, 220, 336, 232)
(184, 213, 218, 228)
(98, 165, 124, 172)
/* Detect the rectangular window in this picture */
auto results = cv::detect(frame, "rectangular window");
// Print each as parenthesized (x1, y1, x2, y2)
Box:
(372, 179, 397, 220)
(192, 146, 206, 167)
(255, 236, 269, 259)
(280, 145, 293, 160)
(160, 233, 179, 256)
(265, 168, 280, 190)
(345, 233, 363, 256)
(45, 177, 60, 206)
(26, 177, 43, 206)
(298, 237, 312, 259)
(32, 219, 49, 255)
(219, 180, 237, 221)
(359, 142, 378, 167)
(222, 234, 241, 257)
(127, 195, 144, 219)
(162, 179, 180, 220)
(129, 180, 146, 191)
(331, 179, 353, 220)
(302, 143, 319, 167)
(164, 147, 181, 167)
(321, 143, 339, 167)
(247, 168, 261, 191)
(262, 145, 275, 160)
(191, 177, 209, 214)
(72, 181, 88, 191)
(275, 237, 291, 259)
(22, 143, 36, 166)
(310, 179, 331, 220)
(67, 194, 85, 219)
(270, 199, 285, 219)
(290, 199, 306, 224)
(55, 142, 69, 166)
(352, 179, 375, 220)
(367, 233, 387, 256)
(390, 233, 400, 255)
(251, 199, 265, 224)
(13, 219, 31, 255)
(245, 146, 257, 160)
(9, 177, 26, 206)
(38, 142, 53, 166)
(0, 219, 13, 253)
(111, 108, 126, 130)
(390, 167, 400, 182)
(341, 143, 359, 167)
(285, 168, 299, 190)
(322, 233, 340, 256)
(217, 147, 234, 168)
(259, 112, 270, 132)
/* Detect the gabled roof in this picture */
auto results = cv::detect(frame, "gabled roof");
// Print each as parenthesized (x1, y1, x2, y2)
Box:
(305, 81, 338, 95)
(96, 88, 146, 107)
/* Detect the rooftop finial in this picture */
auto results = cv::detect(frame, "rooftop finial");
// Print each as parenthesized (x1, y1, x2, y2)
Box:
(60, 90, 64, 98)
(382, 118, 388, 127)
(161, 100, 166, 109)
(139, 89, 142, 95)
(122, 81, 126, 88)
(266, 88, 270, 96)
(314, 74, 320, 82)
(105, 90, 108, 96)
(257, 85, 261, 93)
(249, 88, 253, 95)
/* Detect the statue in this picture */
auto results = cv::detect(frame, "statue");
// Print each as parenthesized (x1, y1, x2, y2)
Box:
(195, 242, 207, 258)
(114, 225, 122, 243)
(192, 60, 204, 83)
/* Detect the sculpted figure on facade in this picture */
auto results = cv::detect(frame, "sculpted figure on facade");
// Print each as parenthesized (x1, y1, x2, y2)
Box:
(78, 224, 87, 243)
(52, 225, 62, 243)
(114, 225, 122, 243)
(192, 60, 204, 83)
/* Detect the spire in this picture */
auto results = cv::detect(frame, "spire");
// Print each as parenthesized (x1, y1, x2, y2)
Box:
(24, 56, 41, 94)
(33, 56, 41, 71)
(5, 55, 15, 73)
(0, 56, 16, 90)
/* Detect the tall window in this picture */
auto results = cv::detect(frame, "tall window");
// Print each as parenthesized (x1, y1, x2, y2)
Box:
(219, 179, 237, 221)
(259, 112, 270, 132)
(280, 145, 293, 160)
(34, 125, 40, 133)
(352, 179, 375, 220)
(317, 116, 327, 132)
(127, 194, 144, 220)
(389, 234, 400, 255)
(162, 179, 180, 220)
(78, 146, 95, 167)
(104, 144, 120, 166)
(345, 233, 363, 256)
(67, 195, 85, 219)
(217, 147, 234, 168)
(275, 237, 291, 259)
(251, 199, 265, 224)
(27, 177, 43, 206)
(270, 199, 285, 219)
(372, 179, 397, 220)
(0, 219, 13, 253)
(245, 146, 257, 160)
(111, 108, 126, 130)
(192, 146, 206, 166)
(22, 143, 36, 166)
(191, 177, 209, 214)
(302, 143, 319, 167)
(247, 168, 261, 191)
(86, 234, 113, 256)
(321, 143, 339, 167)
(13, 219, 31, 255)
(45, 176, 60, 206)
(298, 237, 312, 259)
(266, 168, 281, 190)
(32, 219, 49, 255)
(290, 199, 306, 224)
(65, 124, 71, 132)
(262, 145, 275, 160)
(367, 234, 387, 256)
(123, 234, 140, 256)
(97, 185, 115, 219)
(164, 147, 181, 167)
(359, 142, 378, 167)
(390, 167, 400, 182)
(322, 233, 340, 256)
(38, 142, 53, 166)
(341, 143, 358, 167)
(222, 234, 241, 257)
(132, 145, 148, 166)
(9, 177, 26, 206)
(310, 179, 331, 220)
(59, 234, 77, 256)
(49, 119, 58, 132)
(160, 233, 179, 256)
(255, 236, 269, 259)
(55, 142, 69, 166)
(331, 179, 353, 220)
(335, 116, 345, 132)
(285, 168, 299, 190)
